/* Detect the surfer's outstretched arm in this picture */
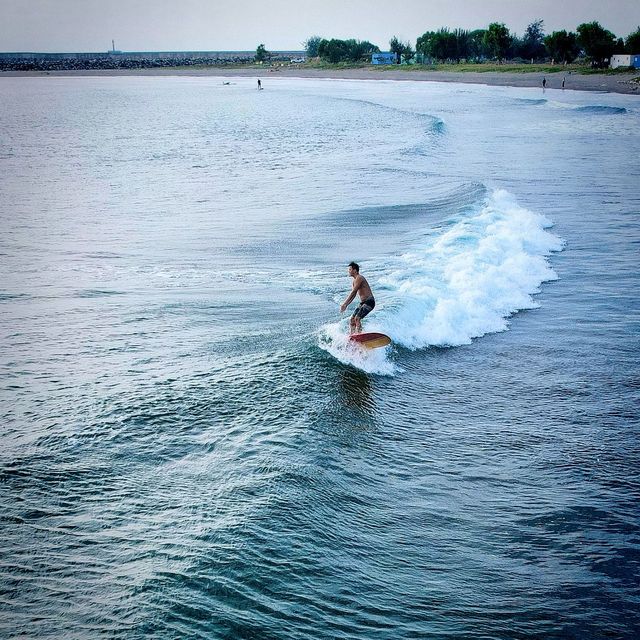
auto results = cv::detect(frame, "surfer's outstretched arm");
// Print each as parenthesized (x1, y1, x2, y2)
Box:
(340, 277, 361, 313)
(340, 291, 356, 313)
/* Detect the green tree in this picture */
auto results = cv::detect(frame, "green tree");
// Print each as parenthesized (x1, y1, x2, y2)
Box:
(346, 39, 379, 61)
(428, 28, 458, 61)
(431, 29, 450, 61)
(509, 35, 524, 60)
(520, 19, 546, 60)
(389, 36, 404, 63)
(317, 38, 379, 63)
(416, 28, 471, 62)
(544, 30, 580, 63)
(625, 26, 640, 53)
(389, 36, 414, 63)
(304, 36, 323, 58)
(416, 31, 435, 60)
(483, 22, 512, 60)
(452, 29, 471, 61)
(576, 21, 617, 67)
(318, 39, 347, 63)
(468, 29, 488, 60)
(255, 43, 269, 62)
(402, 42, 415, 62)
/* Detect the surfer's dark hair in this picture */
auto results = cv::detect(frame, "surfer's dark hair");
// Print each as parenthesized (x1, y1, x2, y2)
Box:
(348, 262, 359, 273)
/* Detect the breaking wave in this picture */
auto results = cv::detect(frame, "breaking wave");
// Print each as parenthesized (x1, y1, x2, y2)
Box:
(319, 189, 564, 373)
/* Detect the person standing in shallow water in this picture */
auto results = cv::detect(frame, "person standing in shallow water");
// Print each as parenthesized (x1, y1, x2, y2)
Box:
(340, 262, 375, 334)
(257, 79, 262, 90)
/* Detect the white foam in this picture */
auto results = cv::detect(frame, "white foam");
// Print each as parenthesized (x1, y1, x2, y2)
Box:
(318, 190, 563, 372)
(318, 322, 397, 376)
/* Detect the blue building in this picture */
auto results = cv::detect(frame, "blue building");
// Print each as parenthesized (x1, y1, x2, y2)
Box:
(371, 52, 397, 65)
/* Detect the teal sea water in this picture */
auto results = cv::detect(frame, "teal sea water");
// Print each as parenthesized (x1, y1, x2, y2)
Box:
(1, 76, 639, 638)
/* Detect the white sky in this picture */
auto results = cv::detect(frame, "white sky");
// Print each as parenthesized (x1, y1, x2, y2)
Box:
(1, 0, 638, 52)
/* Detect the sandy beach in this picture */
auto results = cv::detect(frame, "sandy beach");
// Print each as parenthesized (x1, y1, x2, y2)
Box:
(3, 65, 639, 94)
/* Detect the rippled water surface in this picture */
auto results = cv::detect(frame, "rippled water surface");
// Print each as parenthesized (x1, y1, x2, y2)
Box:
(1, 76, 639, 639)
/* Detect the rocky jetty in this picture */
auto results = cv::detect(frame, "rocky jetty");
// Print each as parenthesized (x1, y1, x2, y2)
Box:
(0, 51, 298, 72)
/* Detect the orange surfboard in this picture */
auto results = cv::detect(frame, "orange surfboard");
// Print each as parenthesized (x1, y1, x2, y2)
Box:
(349, 332, 392, 349)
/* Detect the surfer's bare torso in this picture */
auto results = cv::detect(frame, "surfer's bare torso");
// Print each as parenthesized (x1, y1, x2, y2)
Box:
(352, 275, 372, 302)
(340, 274, 372, 312)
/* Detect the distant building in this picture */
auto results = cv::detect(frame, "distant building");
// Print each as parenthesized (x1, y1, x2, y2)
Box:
(371, 52, 397, 65)
(610, 54, 640, 69)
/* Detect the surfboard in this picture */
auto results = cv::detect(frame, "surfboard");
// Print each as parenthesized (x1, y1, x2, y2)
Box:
(349, 332, 392, 349)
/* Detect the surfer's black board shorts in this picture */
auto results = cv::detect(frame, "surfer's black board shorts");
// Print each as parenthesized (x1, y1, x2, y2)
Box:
(352, 297, 375, 320)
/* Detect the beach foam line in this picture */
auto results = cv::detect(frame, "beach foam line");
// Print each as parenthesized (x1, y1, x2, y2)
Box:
(318, 189, 564, 372)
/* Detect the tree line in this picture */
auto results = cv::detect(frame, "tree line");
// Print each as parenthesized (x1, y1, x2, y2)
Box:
(301, 22, 640, 67)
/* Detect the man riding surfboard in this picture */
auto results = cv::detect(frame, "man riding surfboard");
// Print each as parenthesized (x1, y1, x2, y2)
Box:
(340, 262, 375, 334)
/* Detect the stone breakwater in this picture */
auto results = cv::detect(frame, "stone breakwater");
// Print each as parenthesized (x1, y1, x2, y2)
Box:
(0, 51, 300, 72)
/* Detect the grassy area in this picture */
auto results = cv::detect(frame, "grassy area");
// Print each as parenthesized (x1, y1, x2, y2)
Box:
(400, 63, 577, 73)
(302, 60, 370, 70)
(371, 63, 639, 74)
(300, 60, 638, 75)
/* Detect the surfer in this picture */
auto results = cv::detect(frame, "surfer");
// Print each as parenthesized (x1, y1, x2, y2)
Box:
(340, 262, 375, 334)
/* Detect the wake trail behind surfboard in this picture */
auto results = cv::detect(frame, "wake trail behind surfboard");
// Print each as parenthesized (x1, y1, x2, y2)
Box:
(317, 322, 397, 375)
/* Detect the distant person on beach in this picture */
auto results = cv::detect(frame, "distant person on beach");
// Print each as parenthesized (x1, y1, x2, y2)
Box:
(257, 79, 262, 90)
(562, 77, 566, 89)
(340, 262, 375, 334)
(542, 77, 547, 89)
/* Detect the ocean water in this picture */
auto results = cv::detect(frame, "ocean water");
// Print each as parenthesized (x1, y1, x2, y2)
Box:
(1, 75, 639, 639)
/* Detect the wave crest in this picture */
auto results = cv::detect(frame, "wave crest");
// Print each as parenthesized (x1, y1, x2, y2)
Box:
(378, 190, 564, 349)
(319, 189, 564, 372)
(575, 105, 627, 115)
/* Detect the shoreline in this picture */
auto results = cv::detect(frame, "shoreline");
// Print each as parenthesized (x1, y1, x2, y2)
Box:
(2, 66, 639, 95)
